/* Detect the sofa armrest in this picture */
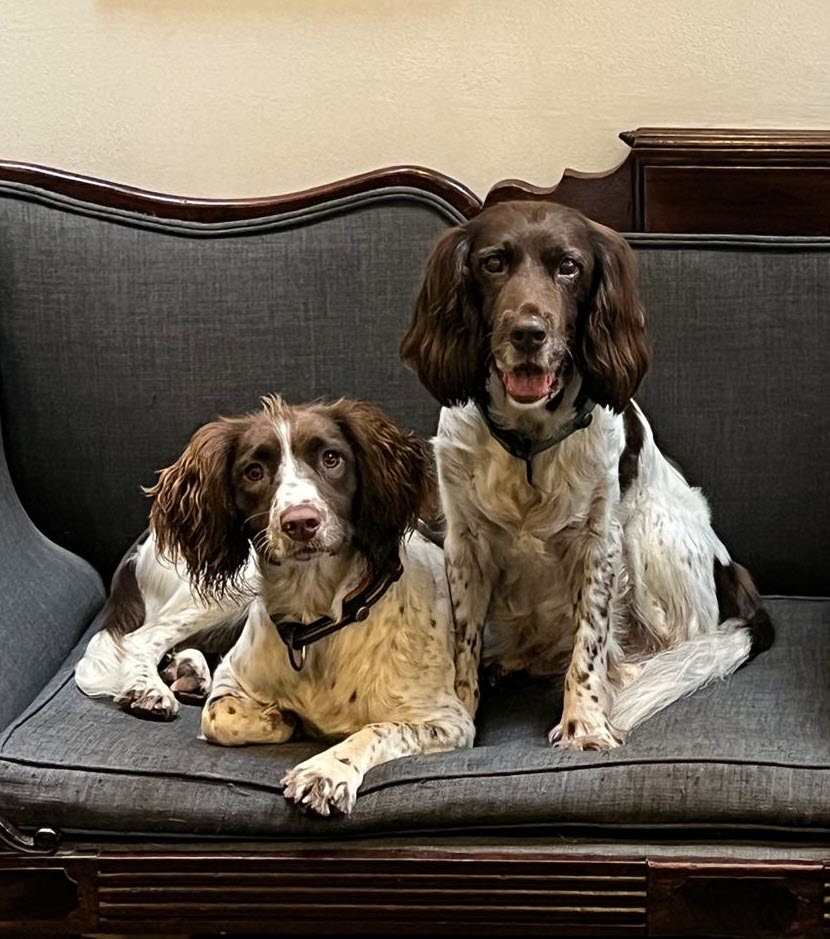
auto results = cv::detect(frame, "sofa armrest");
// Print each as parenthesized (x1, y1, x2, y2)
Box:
(0, 420, 104, 731)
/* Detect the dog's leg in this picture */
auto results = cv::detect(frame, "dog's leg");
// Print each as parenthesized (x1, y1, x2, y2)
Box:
(113, 596, 243, 721)
(201, 694, 297, 746)
(549, 516, 624, 751)
(282, 700, 474, 816)
(445, 531, 495, 721)
(200, 620, 297, 744)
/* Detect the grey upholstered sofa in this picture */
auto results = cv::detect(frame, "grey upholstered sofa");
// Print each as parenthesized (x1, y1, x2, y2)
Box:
(1, 130, 829, 936)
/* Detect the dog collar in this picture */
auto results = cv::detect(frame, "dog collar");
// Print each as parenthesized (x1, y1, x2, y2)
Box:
(477, 390, 596, 486)
(270, 560, 404, 671)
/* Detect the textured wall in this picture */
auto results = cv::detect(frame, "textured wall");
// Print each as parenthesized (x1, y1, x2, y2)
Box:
(2, 0, 828, 197)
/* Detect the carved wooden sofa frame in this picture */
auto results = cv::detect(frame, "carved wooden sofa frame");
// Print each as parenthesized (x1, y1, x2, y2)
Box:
(1, 128, 828, 937)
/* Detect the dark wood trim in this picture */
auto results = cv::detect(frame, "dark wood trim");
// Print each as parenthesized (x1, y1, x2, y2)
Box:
(96, 850, 647, 935)
(485, 127, 830, 235)
(5, 129, 830, 234)
(647, 860, 824, 937)
(619, 127, 830, 155)
(2, 846, 828, 935)
(0, 161, 482, 222)
(484, 159, 636, 232)
(0, 848, 649, 936)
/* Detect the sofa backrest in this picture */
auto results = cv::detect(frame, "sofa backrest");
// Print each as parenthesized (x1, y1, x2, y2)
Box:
(0, 179, 458, 578)
(630, 235, 829, 596)
(0, 176, 827, 596)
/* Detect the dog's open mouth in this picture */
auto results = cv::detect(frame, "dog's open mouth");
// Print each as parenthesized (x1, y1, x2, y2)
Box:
(499, 364, 555, 404)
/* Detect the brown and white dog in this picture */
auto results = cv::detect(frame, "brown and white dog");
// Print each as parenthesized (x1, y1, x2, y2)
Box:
(75, 396, 473, 815)
(401, 200, 773, 750)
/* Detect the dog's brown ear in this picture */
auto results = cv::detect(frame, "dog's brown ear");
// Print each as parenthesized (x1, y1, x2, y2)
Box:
(579, 223, 652, 412)
(330, 400, 434, 577)
(147, 418, 249, 599)
(400, 225, 485, 406)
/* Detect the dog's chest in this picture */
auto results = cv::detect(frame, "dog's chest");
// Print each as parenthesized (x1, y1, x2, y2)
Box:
(470, 445, 592, 551)
(242, 546, 453, 738)
(259, 612, 392, 737)
(286, 644, 372, 737)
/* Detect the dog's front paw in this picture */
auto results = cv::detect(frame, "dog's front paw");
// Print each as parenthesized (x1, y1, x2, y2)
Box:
(282, 754, 362, 817)
(160, 649, 212, 705)
(116, 682, 179, 721)
(549, 713, 623, 751)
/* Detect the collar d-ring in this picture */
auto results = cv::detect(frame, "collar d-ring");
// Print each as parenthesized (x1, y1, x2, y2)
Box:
(271, 561, 404, 672)
(287, 643, 308, 672)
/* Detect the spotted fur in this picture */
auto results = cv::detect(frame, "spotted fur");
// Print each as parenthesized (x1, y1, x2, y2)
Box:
(404, 201, 772, 749)
(75, 396, 472, 814)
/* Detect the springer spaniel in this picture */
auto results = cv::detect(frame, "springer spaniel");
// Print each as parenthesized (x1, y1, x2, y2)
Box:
(75, 396, 473, 815)
(401, 200, 773, 750)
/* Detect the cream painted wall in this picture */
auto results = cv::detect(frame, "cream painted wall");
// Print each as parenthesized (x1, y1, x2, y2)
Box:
(2, 0, 828, 198)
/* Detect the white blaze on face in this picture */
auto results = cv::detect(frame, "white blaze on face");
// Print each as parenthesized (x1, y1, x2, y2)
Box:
(271, 417, 327, 527)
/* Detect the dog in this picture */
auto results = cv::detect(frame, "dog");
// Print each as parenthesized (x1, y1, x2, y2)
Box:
(75, 395, 473, 815)
(400, 200, 773, 750)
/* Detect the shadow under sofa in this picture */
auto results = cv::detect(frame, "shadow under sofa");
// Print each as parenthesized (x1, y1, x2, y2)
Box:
(0, 131, 829, 936)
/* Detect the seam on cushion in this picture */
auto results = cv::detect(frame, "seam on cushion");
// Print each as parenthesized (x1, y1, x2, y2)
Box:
(356, 756, 830, 798)
(2, 752, 829, 801)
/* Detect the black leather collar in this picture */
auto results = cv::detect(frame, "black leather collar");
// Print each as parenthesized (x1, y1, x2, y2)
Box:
(477, 389, 596, 485)
(270, 560, 404, 671)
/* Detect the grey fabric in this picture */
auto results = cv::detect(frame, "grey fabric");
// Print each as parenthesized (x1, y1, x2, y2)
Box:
(628, 239, 830, 595)
(0, 192, 452, 578)
(1, 597, 827, 838)
(0, 415, 104, 732)
(1, 184, 826, 591)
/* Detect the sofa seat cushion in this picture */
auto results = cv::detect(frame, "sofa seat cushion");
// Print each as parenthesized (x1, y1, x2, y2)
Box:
(1, 596, 828, 839)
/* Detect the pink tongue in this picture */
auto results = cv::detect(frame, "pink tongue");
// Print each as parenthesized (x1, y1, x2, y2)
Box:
(503, 370, 552, 401)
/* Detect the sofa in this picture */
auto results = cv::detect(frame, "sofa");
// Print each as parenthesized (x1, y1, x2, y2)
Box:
(0, 128, 828, 936)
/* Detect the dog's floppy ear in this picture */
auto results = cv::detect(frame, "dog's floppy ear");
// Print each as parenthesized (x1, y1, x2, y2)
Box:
(147, 418, 249, 599)
(400, 224, 486, 406)
(579, 222, 652, 412)
(329, 400, 434, 577)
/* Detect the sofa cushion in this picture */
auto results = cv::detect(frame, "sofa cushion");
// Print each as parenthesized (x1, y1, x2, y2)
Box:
(1, 596, 827, 839)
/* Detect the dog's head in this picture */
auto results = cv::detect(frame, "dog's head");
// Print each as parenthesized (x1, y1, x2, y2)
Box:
(148, 396, 432, 599)
(401, 201, 651, 413)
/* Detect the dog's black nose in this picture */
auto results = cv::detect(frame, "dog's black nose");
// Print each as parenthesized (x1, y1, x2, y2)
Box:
(509, 317, 546, 354)
(280, 506, 322, 542)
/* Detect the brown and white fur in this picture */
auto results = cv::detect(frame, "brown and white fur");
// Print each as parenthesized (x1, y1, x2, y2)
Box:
(75, 396, 473, 815)
(401, 200, 773, 750)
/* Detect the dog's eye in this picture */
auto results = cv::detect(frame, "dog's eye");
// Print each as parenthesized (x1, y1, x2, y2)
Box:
(481, 254, 505, 274)
(243, 463, 264, 482)
(558, 257, 579, 277)
(322, 450, 342, 469)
